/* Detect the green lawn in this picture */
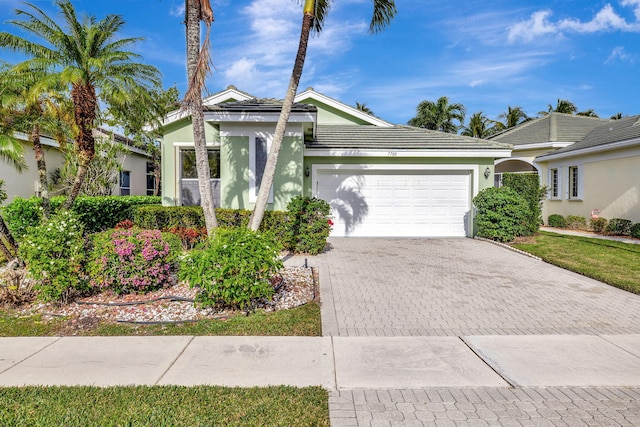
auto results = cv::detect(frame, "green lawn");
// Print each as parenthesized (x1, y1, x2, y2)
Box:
(513, 231, 640, 294)
(0, 385, 329, 426)
(0, 302, 321, 337)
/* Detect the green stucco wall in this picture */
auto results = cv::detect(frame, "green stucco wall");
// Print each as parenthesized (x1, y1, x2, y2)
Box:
(220, 135, 303, 211)
(301, 99, 369, 125)
(161, 118, 220, 206)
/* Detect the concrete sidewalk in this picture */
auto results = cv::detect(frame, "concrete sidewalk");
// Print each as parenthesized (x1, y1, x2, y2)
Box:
(2, 334, 640, 388)
(539, 226, 640, 245)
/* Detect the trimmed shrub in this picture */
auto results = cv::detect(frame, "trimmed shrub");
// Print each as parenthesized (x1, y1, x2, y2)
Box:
(630, 223, 640, 239)
(179, 228, 283, 309)
(18, 210, 88, 302)
(502, 173, 546, 235)
(605, 218, 632, 236)
(548, 214, 568, 228)
(2, 195, 160, 240)
(566, 215, 587, 230)
(590, 217, 608, 233)
(285, 196, 332, 254)
(133, 206, 290, 250)
(473, 187, 529, 242)
(88, 228, 182, 294)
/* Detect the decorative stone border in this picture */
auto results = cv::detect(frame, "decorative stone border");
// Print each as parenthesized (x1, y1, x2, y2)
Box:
(474, 236, 542, 261)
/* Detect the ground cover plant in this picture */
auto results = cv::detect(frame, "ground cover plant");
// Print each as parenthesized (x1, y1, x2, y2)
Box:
(0, 385, 329, 426)
(513, 231, 640, 294)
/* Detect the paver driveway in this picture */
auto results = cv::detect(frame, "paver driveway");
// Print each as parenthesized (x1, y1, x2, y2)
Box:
(318, 238, 640, 337)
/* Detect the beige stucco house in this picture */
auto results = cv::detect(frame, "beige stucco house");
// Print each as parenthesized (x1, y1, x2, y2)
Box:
(536, 115, 640, 223)
(1, 129, 155, 204)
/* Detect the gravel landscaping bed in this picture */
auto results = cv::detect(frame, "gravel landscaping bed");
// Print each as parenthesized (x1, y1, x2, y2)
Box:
(13, 266, 316, 324)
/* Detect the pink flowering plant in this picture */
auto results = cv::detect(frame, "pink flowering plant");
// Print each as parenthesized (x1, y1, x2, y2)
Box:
(88, 227, 182, 294)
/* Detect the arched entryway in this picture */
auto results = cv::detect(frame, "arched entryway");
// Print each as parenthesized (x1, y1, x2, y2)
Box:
(495, 159, 539, 187)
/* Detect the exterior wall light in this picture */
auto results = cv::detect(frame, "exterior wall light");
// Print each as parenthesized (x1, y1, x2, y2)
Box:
(305, 166, 310, 177)
(484, 166, 491, 179)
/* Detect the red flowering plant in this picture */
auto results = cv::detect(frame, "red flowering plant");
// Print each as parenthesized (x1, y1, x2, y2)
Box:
(165, 226, 207, 250)
(87, 227, 182, 294)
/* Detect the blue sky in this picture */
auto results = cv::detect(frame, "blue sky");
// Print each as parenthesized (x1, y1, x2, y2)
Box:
(1, 0, 640, 125)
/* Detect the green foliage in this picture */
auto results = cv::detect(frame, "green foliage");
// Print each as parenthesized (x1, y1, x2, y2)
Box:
(285, 196, 332, 254)
(88, 228, 181, 294)
(2, 195, 160, 240)
(133, 206, 298, 252)
(17, 210, 87, 302)
(590, 217, 608, 233)
(501, 173, 545, 235)
(566, 215, 587, 230)
(180, 228, 283, 310)
(473, 187, 529, 242)
(605, 218, 632, 236)
(630, 223, 640, 239)
(547, 214, 568, 228)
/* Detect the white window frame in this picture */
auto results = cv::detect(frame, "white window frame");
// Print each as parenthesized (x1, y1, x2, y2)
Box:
(548, 168, 560, 200)
(568, 165, 583, 200)
(249, 133, 274, 203)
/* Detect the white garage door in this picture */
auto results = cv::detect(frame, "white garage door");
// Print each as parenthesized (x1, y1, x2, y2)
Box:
(316, 169, 471, 237)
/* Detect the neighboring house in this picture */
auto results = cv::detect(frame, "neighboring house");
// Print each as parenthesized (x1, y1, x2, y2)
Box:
(488, 113, 608, 186)
(536, 115, 640, 223)
(161, 86, 512, 237)
(0, 129, 154, 204)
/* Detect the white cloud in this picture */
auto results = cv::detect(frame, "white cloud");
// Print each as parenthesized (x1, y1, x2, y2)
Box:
(605, 46, 633, 63)
(508, 2, 640, 43)
(169, 3, 185, 18)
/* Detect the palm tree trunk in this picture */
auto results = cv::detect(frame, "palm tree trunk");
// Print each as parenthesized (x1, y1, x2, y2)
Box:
(186, 0, 218, 233)
(0, 216, 18, 258)
(31, 122, 51, 219)
(0, 237, 14, 261)
(64, 83, 97, 210)
(248, 8, 313, 231)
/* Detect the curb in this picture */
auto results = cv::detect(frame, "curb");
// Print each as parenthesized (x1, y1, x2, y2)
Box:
(474, 236, 542, 261)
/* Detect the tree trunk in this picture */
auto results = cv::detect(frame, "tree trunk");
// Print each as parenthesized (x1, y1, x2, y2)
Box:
(0, 237, 14, 261)
(186, 0, 218, 233)
(248, 11, 313, 231)
(0, 216, 18, 258)
(63, 83, 97, 210)
(31, 122, 51, 219)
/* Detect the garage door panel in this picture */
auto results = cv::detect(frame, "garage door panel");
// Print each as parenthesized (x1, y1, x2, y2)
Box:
(317, 169, 471, 237)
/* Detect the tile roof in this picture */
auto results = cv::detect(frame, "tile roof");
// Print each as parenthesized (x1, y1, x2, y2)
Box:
(204, 98, 317, 113)
(537, 115, 640, 158)
(306, 125, 512, 150)
(488, 113, 608, 146)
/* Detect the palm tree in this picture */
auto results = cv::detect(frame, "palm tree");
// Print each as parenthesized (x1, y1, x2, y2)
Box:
(356, 102, 374, 115)
(0, 0, 161, 210)
(576, 109, 599, 117)
(183, 0, 218, 234)
(496, 106, 529, 131)
(461, 112, 494, 138)
(408, 96, 466, 133)
(539, 99, 578, 116)
(0, 67, 72, 218)
(248, 0, 397, 231)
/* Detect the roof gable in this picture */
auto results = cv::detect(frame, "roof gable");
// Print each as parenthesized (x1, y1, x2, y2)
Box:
(294, 88, 392, 127)
(537, 115, 640, 160)
(489, 113, 608, 146)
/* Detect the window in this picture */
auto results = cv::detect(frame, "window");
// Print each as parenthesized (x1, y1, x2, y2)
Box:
(569, 166, 579, 199)
(249, 135, 273, 203)
(119, 171, 130, 196)
(549, 168, 558, 199)
(181, 149, 220, 179)
(146, 162, 156, 196)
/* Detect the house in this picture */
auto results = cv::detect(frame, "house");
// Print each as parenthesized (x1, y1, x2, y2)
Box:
(488, 113, 608, 186)
(0, 129, 155, 204)
(535, 115, 640, 224)
(160, 86, 512, 237)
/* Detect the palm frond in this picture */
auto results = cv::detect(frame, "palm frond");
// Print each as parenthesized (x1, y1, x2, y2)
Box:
(369, 0, 397, 33)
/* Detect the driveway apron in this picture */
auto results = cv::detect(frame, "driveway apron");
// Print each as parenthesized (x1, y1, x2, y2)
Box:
(318, 238, 640, 337)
